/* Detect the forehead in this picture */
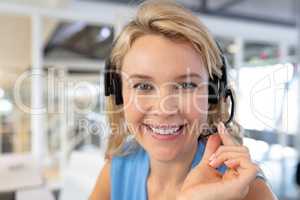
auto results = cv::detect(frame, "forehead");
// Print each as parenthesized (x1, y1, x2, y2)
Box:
(122, 35, 208, 81)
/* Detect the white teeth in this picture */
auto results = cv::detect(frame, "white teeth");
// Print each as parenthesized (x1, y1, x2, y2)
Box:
(147, 126, 181, 135)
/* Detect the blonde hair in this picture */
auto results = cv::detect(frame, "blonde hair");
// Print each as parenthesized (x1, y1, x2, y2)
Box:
(105, 0, 242, 158)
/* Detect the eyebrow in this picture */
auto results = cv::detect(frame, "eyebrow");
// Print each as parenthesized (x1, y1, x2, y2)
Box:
(175, 73, 203, 80)
(128, 73, 203, 80)
(128, 74, 153, 80)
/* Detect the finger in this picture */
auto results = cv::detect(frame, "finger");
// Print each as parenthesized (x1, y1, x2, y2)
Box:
(202, 134, 221, 163)
(223, 167, 240, 180)
(218, 122, 238, 146)
(222, 157, 258, 193)
(208, 145, 249, 166)
(225, 157, 259, 184)
(214, 146, 249, 158)
(209, 152, 249, 168)
(224, 159, 240, 169)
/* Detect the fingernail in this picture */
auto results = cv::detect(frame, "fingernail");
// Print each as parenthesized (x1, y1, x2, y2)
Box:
(217, 123, 221, 132)
(209, 159, 216, 167)
(218, 124, 224, 134)
(209, 153, 216, 161)
(221, 122, 225, 130)
(225, 160, 236, 165)
(220, 123, 228, 134)
(224, 127, 229, 135)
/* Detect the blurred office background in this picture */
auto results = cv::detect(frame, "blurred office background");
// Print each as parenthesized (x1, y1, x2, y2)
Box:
(0, 0, 299, 199)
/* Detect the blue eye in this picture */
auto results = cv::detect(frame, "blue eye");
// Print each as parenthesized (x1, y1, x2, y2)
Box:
(133, 83, 154, 91)
(177, 82, 198, 90)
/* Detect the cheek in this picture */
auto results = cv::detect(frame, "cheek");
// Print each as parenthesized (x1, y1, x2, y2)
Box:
(122, 90, 148, 126)
(123, 93, 137, 123)
(123, 86, 153, 114)
(180, 96, 208, 135)
(179, 91, 208, 119)
(123, 102, 141, 136)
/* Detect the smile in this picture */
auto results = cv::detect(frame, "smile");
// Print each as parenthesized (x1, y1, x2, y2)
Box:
(142, 123, 187, 140)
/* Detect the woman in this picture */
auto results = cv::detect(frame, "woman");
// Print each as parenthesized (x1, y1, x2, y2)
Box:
(90, 1, 277, 199)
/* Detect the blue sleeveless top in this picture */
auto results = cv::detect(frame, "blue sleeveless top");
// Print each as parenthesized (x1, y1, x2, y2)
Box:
(110, 140, 226, 200)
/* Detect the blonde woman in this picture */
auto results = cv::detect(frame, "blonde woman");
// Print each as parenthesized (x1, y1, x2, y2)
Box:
(90, 1, 277, 199)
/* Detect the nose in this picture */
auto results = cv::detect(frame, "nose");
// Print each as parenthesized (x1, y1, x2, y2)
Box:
(149, 87, 179, 117)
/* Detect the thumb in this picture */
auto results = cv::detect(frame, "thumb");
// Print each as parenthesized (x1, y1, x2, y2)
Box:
(202, 134, 221, 163)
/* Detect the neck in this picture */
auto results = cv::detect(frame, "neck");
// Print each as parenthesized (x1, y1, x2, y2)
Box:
(147, 141, 198, 190)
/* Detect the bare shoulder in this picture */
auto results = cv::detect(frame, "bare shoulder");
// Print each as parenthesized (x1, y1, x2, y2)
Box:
(89, 160, 111, 200)
(244, 178, 278, 200)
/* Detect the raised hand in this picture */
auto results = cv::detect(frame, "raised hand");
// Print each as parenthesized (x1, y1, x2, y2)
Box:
(178, 123, 259, 200)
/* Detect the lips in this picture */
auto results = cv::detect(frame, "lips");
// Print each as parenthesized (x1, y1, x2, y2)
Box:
(142, 123, 187, 141)
(145, 124, 184, 134)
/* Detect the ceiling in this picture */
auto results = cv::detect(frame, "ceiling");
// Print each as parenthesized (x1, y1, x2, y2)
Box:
(84, 0, 297, 26)
(0, 0, 298, 91)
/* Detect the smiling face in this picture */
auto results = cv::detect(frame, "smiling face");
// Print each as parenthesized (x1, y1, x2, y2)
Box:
(121, 34, 209, 162)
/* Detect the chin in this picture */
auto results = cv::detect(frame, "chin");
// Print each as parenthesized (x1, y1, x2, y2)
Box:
(148, 145, 182, 162)
(141, 136, 191, 163)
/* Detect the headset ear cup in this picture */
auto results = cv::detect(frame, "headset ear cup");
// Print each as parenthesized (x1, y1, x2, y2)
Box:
(104, 59, 124, 105)
(113, 73, 124, 105)
(104, 60, 113, 96)
(208, 75, 219, 104)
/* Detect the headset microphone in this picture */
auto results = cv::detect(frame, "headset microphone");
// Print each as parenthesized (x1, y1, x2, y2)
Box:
(200, 43, 235, 137)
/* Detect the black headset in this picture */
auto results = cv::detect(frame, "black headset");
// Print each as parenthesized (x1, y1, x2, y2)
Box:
(104, 40, 235, 137)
